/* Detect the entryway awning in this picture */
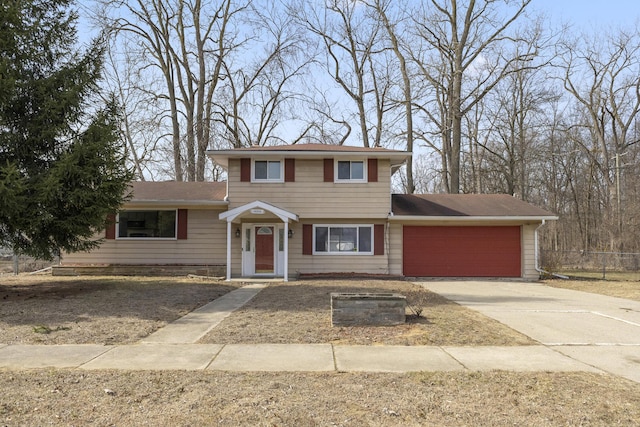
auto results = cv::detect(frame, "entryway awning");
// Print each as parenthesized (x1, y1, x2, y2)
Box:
(219, 201, 298, 282)
(220, 200, 299, 223)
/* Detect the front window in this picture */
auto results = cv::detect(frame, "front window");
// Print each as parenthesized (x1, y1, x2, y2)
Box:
(336, 160, 365, 182)
(314, 225, 372, 254)
(117, 210, 176, 238)
(254, 160, 282, 181)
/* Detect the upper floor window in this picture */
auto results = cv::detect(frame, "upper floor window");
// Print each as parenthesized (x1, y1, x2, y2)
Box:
(336, 160, 365, 182)
(117, 210, 176, 239)
(253, 160, 283, 182)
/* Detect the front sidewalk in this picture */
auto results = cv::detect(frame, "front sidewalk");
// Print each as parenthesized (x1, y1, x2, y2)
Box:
(1, 280, 639, 384)
(0, 342, 602, 374)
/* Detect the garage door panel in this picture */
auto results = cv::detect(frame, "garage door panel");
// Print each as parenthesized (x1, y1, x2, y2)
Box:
(403, 226, 521, 277)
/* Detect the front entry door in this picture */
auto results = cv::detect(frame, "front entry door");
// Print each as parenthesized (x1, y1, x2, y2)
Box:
(255, 226, 274, 273)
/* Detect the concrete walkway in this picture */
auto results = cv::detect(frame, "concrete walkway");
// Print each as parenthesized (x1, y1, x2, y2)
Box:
(0, 281, 638, 383)
(0, 342, 602, 373)
(418, 280, 640, 383)
(141, 283, 267, 344)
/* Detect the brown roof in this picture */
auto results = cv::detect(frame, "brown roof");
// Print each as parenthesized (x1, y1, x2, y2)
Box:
(392, 194, 557, 218)
(223, 143, 406, 153)
(128, 181, 227, 203)
(208, 143, 410, 169)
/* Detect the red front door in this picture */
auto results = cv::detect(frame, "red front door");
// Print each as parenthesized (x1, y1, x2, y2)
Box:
(255, 226, 274, 273)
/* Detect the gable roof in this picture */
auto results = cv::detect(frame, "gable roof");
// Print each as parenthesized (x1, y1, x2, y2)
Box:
(219, 200, 298, 223)
(207, 143, 410, 168)
(126, 181, 228, 207)
(391, 194, 557, 220)
(223, 143, 404, 153)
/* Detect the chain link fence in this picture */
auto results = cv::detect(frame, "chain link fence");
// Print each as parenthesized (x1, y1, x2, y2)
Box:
(0, 248, 57, 276)
(541, 249, 640, 280)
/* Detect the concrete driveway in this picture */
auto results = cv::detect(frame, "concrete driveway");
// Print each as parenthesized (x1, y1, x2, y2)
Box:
(417, 280, 640, 383)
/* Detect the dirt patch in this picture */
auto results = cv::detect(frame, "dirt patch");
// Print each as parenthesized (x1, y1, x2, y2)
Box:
(543, 279, 640, 302)
(0, 275, 239, 345)
(199, 280, 535, 346)
(0, 370, 639, 426)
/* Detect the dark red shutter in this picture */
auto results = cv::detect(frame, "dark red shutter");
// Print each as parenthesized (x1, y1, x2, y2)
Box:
(240, 158, 251, 182)
(105, 213, 116, 239)
(177, 209, 188, 239)
(368, 158, 378, 182)
(323, 159, 334, 182)
(303, 224, 313, 255)
(374, 224, 384, 255)
(285, 158, 295, 182)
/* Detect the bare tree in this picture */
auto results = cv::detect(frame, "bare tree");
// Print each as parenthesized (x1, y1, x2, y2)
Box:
(469, 21, 558, 199)
(562, 27, 640, 250)
(213, 4, 311, 148)
(294, 0, 388, 147)
(409, 0, 533, 193)
(97, 0, 308, 181)
(364, 0, 415, 192)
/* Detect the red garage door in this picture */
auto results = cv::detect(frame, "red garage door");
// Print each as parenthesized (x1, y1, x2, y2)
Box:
(403, 226, 521, 277)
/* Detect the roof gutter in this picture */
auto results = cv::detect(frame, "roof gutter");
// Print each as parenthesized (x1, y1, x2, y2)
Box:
(125, 200, 229, 208)
(388, 215, 559, 222)
(207, 150, 411, 169)
(534, 219, 568, 279)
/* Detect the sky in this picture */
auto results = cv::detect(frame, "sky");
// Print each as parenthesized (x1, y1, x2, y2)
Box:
(533, 0, 639, 29)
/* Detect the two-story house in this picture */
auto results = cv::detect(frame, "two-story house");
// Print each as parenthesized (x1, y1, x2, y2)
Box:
(59, 144, 557, 280)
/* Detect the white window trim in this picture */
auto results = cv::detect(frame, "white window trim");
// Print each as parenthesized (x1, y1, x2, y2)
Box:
(312, 224, 374, 255)
(334, 159, 367, 183)
(252, 159, 284, 183)
(116, 209, 178, 240)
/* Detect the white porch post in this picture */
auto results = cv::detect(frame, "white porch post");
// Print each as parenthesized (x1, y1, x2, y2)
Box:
(226, 220, 232, 281)
(283, 221, 289, 282)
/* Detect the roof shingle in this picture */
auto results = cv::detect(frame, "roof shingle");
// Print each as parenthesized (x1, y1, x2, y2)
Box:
(392, 194, 556, 217)
(128, 181, 226, 203)
(221, 143, 406, 153)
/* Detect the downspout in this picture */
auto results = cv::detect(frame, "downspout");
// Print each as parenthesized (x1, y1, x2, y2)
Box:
(535, 220, 568, 279)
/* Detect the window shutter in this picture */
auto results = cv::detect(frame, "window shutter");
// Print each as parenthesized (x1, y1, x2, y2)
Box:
(177, 209, 188, 239)
(240, 158, 251, 182)
(303, 224, 313, 255)
(374, 224, 384, 255)
(285, 158, 295, 182)
(105, 213, 116, 239)
(323, 159, 333, 182)
(368, 158, 378, 182)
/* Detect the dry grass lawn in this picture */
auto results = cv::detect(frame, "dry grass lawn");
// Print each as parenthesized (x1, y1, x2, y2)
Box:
(200, 280, 534, 346)
(0, 275, 239, 345)
(0, 370, 639, 426)
(1, 275, 640, 425)
(543, 278, 640, 302)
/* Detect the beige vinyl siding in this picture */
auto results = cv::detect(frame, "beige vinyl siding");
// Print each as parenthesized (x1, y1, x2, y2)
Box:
(230, 228, 242, 277)
(227, 158, 391, 218)
(287, 220, 389, 276)
(522, 223, 538, 280)
(388, 223, 403, 275)
(62, 208, 227, 265)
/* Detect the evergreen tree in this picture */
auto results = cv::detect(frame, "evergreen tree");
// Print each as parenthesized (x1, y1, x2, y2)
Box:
(0, 0, 133, 260)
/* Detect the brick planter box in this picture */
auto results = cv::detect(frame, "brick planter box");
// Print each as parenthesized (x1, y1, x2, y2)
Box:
(331, 293, 406, 326)
(52, 264, 225, 277)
